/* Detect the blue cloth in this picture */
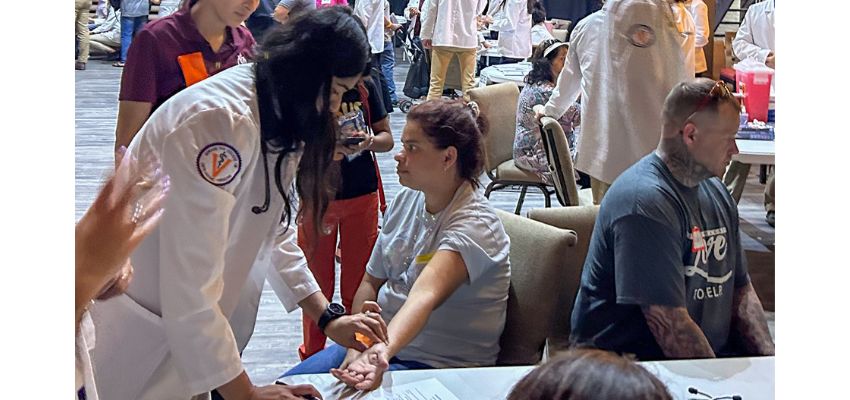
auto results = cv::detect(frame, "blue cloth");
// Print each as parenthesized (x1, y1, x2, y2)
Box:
(120, 16, 148, 62)
(380, 41, 398, 103)
(280, 344, 433, 377)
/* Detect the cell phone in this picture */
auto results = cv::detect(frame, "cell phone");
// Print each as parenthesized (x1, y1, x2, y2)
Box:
(341, 136, 366, 146)
(274, 381, 320, 400)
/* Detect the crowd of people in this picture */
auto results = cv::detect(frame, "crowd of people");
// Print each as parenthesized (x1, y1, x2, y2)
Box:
(75, 1, 776, 399)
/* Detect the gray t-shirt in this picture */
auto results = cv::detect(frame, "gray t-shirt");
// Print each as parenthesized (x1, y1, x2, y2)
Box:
(278, 0, 317, 10)
(366, 183, 511, 368)
(570, 153, 750, 360)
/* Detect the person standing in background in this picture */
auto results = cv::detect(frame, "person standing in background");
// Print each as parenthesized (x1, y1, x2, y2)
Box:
(671, 0, 696, 76)
(540, 0, 688, 204)
(420, 0, 488, 100)
(530, 1, 554, 46)
(114, 0, 155, 67)
(355, 0, 395, 111)
(381, 0, 402, 107)
(75, 0, 92, 70)
(485, 0, 534, 64)
(727, 0, 775, 226)
(689, 0, 710, 77)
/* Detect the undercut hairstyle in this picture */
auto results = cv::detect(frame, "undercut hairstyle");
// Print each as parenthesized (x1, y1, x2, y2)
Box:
(507, 349, 673, 400)
(406, 99, 489, 188)
(254, 6, 370, 238)
(525, 39, 567, 86)
(662, 78, 742, 128)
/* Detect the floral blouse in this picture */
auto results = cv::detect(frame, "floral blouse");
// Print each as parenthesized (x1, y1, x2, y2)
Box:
(513, 82, 581, 185)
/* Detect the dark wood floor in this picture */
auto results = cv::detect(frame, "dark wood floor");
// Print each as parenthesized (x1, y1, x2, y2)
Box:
(75, 50, 774, 385)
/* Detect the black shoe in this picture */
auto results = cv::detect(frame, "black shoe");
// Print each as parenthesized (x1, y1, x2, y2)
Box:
(766, 211, 775, 227)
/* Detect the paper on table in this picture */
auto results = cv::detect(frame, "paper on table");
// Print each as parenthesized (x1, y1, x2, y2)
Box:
(382, 378, 461, 400)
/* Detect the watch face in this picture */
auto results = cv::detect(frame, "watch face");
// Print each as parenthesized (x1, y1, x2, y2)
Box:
(329, 303, 346, 315)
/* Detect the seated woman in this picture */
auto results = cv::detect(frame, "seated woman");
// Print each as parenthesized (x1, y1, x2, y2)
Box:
(281, 99, 512, 390)
(507, 349, 672, 400)
(513, 39, 581, 185)
(530, 1, 554, 47)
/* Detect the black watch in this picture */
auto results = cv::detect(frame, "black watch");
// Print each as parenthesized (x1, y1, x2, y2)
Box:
(317, 302, 346, 333)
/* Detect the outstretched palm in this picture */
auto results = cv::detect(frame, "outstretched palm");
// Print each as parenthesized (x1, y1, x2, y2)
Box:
(330, 343, 389, 391)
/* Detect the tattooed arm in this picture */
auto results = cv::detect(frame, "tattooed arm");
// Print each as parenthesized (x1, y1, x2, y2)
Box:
(642, 305, 716, 359)
(732, 282, 775, 355)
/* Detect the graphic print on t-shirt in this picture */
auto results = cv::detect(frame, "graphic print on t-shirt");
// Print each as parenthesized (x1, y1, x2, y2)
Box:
(686, 225, 732, 301)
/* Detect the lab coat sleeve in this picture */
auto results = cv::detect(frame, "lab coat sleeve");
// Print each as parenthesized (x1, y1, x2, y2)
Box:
(266, 223, 321, 312)
(692, 2, 709, 48)
(544, 35, 582, 119)
(157, 109, 256, 396)
(490, 0, 521, 32)
(420, 0, 438, 40)
(732, 7, 771, 63)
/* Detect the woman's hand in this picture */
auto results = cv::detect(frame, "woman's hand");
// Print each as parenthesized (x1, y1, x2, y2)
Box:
(248, 383, 323, 400)
(330, 343, 390, 391)
(324, 306, 389, 352)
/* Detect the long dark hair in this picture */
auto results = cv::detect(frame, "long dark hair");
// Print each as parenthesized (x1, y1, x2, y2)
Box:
(406, 99, 489, 188)
(524, 39, 567, 86)
(254, 6, 370, 236)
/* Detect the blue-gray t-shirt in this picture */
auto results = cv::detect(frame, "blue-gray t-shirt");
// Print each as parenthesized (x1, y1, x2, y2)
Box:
(569, 153, 750, 360)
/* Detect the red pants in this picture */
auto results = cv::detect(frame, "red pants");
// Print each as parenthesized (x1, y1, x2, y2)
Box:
(297, 192, 380, 360)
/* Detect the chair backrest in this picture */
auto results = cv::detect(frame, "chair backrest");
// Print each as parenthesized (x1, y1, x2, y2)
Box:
(495, 209, 578, 365)
(525, 205, 599, 356)
(468, 82, 521, 178)
(552, 28, 568, 42)
(540, 116, 580, 206)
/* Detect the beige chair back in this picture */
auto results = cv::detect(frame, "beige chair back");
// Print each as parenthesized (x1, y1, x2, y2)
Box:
(552, 29, 568, 42)
(468, 83, 521, 179)
(526, 205, 599, 356)
(540, 116, 580, 206)
(495, 209, 578, 365)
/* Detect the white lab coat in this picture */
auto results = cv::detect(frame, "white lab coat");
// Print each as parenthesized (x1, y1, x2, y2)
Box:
(689, 0, 710, 73)
(490, 0, 532, 59)
(546, 0, 688, 185)
(90, 64, 320, 400)
(354, 0, 385, 54)
(732, 0, 775, 62)
(672, 1, 696, 76)
(75, 313, 99, 400)
(420, 0, 488, 49)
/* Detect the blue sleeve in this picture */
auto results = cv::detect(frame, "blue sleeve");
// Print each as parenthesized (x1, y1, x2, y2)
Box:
(612, 214, 686, 308)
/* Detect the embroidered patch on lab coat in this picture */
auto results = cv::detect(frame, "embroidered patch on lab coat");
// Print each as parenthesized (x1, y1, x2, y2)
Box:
(197, 143, 242, 186)
(627, 24, 656, 48)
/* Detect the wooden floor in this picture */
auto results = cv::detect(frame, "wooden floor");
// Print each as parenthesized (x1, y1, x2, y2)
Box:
(75, 51, 775, 385)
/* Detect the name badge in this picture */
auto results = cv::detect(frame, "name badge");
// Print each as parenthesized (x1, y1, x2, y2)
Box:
(415, 253, 434, 265)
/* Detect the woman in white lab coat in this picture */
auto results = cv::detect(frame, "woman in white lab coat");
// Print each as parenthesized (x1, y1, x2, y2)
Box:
(89, 8, 388, 400)
(488, 0, 534, 63)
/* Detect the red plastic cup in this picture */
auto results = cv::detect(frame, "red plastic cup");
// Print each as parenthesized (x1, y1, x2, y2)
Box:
(735, 66, 774, 122)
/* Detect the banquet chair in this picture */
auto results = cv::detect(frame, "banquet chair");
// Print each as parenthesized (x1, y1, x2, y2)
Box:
(539, 116, 594, 206)
(468, 83, 554, 214)
(495, 209, 578, 365)
(526, 205, 600, 356)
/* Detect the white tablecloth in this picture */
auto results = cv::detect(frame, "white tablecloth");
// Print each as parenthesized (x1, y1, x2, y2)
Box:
(279, 356, 775, 400)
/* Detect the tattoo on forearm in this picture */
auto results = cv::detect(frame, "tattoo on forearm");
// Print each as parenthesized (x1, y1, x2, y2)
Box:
(733, 284, 775, 356)
(643, 305, 716, 359)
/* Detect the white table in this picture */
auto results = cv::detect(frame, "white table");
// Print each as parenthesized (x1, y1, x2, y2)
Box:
(479, 62, 533, 87)
(734, 139, 774, 165)
(278, 356, 774, 400)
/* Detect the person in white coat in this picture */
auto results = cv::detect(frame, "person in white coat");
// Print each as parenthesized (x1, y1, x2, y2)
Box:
(672, 0, 696, 76)
(487, 0, 533, 63)
(728, 0, 775, 226)
(420, 0, 488, 100)
(688, 0, 710, 76)
(89, 8, 389, 400)
(540, 0, 689, 204)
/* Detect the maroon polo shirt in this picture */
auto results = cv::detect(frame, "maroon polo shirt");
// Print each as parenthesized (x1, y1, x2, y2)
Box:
(119, 8, 257, 111)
